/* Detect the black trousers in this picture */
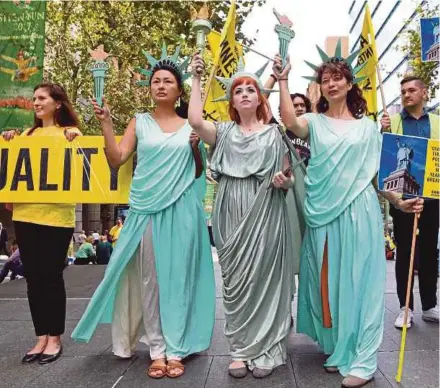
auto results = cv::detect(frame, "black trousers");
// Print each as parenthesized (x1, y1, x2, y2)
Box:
(74, 256, 96, 265)
(0, 243, 9, 256)
(391, 200, 439, 311)
(14, 221, 73, 336)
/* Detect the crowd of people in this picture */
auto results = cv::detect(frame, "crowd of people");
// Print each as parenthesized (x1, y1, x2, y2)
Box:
(0, 39, 438, 388)
(72, 219, 123, 265)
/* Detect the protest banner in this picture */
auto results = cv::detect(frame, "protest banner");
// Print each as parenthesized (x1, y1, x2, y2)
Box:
(0, 136, 133, 203)
(421, 17, 439, 62)
(379, 133, 439, 199)
(356, 4, 379, 121)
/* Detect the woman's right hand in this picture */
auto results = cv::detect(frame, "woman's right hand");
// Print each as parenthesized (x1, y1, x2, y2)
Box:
(272, 54, 291, 81)
(92, 97, 111, 122)
(2, 130, 18, 141)
(191, 52, 205, 78)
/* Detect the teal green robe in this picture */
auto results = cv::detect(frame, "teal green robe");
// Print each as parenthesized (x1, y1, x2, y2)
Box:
(71, 114, 215, 358)
(297, 113, 385, 380)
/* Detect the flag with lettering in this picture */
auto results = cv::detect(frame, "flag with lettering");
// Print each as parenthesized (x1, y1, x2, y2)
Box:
(0, 1, 46, 132)
(356, 4, 378, 121)
(204, 0, 243, 122)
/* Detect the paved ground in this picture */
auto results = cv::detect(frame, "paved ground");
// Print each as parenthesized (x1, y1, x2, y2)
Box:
(0, 255, 438, 388)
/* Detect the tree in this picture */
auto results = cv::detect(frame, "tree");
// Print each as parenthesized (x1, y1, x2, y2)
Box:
(396, 1, 439, 100)
(44, 0, 266, 135)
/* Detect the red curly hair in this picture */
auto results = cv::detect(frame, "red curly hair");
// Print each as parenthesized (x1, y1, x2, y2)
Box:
(228, 76, 270, 124)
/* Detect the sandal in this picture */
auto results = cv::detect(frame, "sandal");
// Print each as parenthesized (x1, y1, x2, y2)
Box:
(147, 359, 167, 379)
(166, 359, 185, 378)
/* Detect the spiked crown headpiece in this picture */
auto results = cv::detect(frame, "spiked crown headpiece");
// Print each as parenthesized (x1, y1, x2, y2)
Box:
(135, 42, 191, 87)
(302, 39, 367, 84)
(213, 58, 277, 102)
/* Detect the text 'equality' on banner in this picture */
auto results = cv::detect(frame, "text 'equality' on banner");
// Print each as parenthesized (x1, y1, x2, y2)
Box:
(0, 136, 133, 203)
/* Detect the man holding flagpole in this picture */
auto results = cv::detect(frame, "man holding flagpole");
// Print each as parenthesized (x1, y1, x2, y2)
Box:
(381, 76, 439, 329)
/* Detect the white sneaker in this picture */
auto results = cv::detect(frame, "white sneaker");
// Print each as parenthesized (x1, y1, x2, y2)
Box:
(395, 307, 414, 329)
(422, 305, 439, 323)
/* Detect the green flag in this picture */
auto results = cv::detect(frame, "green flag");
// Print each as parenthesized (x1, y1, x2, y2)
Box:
(0, 0, 46, 131)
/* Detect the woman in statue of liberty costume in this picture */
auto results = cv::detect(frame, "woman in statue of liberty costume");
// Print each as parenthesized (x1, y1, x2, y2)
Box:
(275, 42, 424, 388)
(71, 44, 215, 380)
(188, 53, 306, 379)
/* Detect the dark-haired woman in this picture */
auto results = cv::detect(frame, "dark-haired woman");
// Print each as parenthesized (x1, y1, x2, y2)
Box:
(71, 50, 215, 380)
(275, 56, 423, 388)
(2, 82, 81, 365)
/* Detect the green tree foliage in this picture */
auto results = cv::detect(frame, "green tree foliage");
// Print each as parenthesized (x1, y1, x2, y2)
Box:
(44, 0, 265, 134)
(396, 2, 439, 101)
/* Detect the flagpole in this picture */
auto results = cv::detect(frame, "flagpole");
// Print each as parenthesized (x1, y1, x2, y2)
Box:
(203, 63, 218, 108)
(376, 64, 388, 114)
(244, 45, 274, 62)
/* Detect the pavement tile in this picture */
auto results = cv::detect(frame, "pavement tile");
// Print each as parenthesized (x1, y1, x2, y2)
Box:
(215, 297, 225, 320)
(0, 257, 436, 388)
(0, 355, 50, 388)
(287, 333, 321, 355)
(203, 320, 230, 357)
(379, 333, 399, 352)
(205, 355, 297, 388)
(115, 355, 212, 387)
(383, 313, 439, 351)
(24, 355, 134, 388)
(378, 350, 439, 388)
(290, 353, 392, 388)
(62, 321, 113, 357)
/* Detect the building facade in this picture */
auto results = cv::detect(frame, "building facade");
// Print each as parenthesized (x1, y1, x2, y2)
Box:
(348, 0, 439, 115)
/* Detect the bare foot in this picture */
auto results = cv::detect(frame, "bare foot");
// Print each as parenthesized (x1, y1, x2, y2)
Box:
(147, 358, 167, 379)
(166, 359, 185, 378)
(229, 360, 246, 369)
(27, 335, 47, 355)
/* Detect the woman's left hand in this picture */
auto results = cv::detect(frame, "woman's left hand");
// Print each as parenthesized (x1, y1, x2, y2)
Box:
(272, 171, 294, 189)
(64, 129, 79, 142)
(189, 131, 200, 148)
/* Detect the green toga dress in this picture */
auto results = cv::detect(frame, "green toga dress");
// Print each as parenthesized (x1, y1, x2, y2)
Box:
(210, 121, 305, 370)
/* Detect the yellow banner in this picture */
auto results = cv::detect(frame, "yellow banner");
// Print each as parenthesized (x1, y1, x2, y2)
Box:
(356, 4, 378, 121)
(204, 0, 243, 122)
(0, 136, 133, 203)
(423, 139, 440, 199)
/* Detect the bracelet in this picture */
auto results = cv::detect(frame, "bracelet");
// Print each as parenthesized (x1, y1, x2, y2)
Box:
(279, 78, 289, 81)
(270, 74, 278, 82)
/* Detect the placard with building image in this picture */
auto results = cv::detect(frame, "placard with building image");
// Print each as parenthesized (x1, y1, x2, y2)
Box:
(421, 17, 439, 63)
(379, 133, 439, 199)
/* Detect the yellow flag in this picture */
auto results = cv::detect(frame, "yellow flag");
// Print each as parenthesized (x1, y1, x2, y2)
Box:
(356, 4, 378, 121)
(204, 0, 243, 122)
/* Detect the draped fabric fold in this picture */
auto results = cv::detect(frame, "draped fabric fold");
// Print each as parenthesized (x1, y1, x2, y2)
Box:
(211, 122, 305, 369)
(72, 114, 215, 358)
(297, 113, 385, 380)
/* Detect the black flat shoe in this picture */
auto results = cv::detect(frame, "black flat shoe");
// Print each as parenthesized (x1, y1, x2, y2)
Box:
(22, 353, 42, 364)
(38, 346, 63, 365)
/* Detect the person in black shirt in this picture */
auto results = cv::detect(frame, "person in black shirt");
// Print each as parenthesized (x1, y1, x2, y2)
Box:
(265, 74, 311, 164)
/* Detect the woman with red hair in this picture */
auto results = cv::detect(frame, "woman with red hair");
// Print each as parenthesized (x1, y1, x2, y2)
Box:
(188, 54, 305, 379)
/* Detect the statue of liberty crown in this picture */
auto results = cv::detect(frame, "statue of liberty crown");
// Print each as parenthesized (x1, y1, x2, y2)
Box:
(302, 39, 368, 84)
(135, 42, 191, 86)
(213, 57, 278, 102)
